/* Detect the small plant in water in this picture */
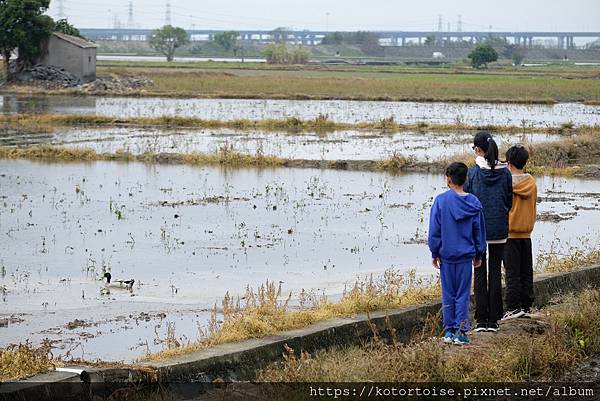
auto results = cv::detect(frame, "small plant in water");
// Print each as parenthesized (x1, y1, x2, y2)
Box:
(560, 121, 575, 130)
(112, 204, 126, 220)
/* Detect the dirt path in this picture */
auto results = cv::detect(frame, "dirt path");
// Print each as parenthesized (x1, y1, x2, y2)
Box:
(450, 314, 550, 352)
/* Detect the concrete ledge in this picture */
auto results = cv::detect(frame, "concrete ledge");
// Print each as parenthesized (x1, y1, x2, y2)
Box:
(139, 301, 441, 381)
(2, 264, 599, 399)
(0, 371, 81, 401)
(531, 264, 600, 307)
(139, 264, 600, 381)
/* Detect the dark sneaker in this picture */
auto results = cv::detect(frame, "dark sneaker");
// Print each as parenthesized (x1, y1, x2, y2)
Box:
(501, 309, 525, 321)
(473, 322, 487, 332)
(443, 330, 455, 344)
(487, 322, 499, 332)
(453, 332, 471, 346)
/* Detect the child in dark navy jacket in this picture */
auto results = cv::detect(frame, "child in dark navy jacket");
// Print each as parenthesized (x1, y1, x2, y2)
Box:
(464, 132, 512, 333)
(429, 162, 486, 346)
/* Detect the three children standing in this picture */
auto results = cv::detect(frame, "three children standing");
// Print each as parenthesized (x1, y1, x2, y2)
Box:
(428, 132, 537, 345)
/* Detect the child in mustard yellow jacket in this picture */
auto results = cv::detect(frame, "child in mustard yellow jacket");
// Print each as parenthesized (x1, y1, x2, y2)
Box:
(502, 145, 537, 320)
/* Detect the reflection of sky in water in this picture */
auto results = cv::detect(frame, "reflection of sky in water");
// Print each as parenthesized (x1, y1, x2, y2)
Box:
(0, 127, 563, 161)
(0, 160, 598, 360)
(2, 95, 600, 127)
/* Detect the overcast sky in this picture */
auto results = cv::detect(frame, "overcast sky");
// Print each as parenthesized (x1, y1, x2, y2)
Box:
(48, 0, 600, 32)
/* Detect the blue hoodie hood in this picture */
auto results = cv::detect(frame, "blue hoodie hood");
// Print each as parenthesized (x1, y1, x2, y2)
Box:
(428, 190, 487, 263)
(448, 192, 483, 221)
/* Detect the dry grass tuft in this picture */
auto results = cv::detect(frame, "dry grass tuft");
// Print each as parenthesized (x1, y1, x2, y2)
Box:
(0, 340, 62, 381)
(144, 270, 440, 362)
(0, 145, 102, 161)
(0, 145, 285, 168)
(375, 151, 416, 172)
(525, 131, 600, 176)
(0, 114, 594, 135)
(536, 249, 600, 273)
(182, 143, 285, 167)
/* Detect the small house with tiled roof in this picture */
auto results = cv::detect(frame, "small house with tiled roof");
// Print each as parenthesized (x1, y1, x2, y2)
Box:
(39, 32, 97, 82)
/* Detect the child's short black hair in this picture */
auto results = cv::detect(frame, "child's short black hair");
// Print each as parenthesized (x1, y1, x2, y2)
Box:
(445, 162, 468, 186)
(506, 145, 529, 170)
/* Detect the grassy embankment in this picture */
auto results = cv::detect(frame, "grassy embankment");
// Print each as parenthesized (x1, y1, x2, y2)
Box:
(135, 68, 600, 103)
(0, 144, 286, 168)
(144, 271, 440, 362)
(4, 62, 600, 103)
(0, 125, 598, 176)
(95, 60, 600, 78)
(258, 287, 600, 382)
(0, 113, 584, 134)
(142, 248, 600, 363)
(1, 248, 598, 379)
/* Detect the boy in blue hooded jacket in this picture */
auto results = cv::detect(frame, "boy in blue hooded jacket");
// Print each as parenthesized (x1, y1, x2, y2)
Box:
(429, 162, 486, 345)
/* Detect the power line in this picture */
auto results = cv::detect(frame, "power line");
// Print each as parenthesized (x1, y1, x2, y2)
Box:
(457, 15, 462, 32)
(165, 0, 172, 26)
(127, 1, 134, 28)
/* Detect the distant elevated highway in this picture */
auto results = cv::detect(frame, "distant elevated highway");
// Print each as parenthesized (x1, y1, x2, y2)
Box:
(80, 29, 600, 49)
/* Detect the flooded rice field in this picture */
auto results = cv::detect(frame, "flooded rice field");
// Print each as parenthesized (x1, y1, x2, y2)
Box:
(2, 95, 600, 127)
(0, 127, 561, 161)
(1, 160, 599, 361)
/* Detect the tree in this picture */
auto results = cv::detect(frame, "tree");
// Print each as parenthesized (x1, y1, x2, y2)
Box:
(0, 0, 52, 80)
(213, 31, 239, 55)
(424, 35, 436, 46)
(502, 44, 525, 66)
(263, 44, 309, 64)
(148, 25, 188, 62)
(54, 19, 81, 38)
(512, 49, 525, 66)
(17, 14, 54, 66)
(468, 43, 498, 69)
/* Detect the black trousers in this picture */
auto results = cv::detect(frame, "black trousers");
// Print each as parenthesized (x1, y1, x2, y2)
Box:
(474, 243, 504, 324)
(503, 238, 534, 312)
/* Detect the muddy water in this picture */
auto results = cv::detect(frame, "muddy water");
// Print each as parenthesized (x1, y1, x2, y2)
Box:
(0, 127, 561, 161)
(2, 95, 600, 127)
(1, 160, 599, 361)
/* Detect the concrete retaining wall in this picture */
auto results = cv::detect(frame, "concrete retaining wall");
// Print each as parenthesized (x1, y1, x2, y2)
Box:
(2, 264, 599, 400)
